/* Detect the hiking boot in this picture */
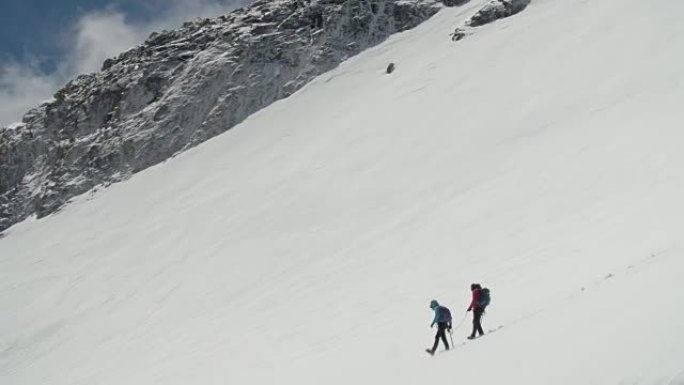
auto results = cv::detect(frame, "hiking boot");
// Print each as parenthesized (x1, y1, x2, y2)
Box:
(425, 348, 435, 356)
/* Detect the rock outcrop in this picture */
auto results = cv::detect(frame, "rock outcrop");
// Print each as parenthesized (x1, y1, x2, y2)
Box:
(452, 0, 531, 41)
(468, 0, 530, 27)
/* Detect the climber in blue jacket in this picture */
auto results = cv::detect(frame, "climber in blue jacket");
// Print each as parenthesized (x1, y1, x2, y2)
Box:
(426, 299, 452, 355)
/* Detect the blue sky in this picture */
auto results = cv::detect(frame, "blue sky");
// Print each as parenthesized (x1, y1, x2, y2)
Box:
(0, 0, 245, 126)
(1, 1, 158, 72)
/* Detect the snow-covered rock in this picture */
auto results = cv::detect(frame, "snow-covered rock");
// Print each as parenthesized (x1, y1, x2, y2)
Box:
(441, 0, 470, 7)
(0, 0, 446, 231)
(468, 0, 530, 27)
(451, 0, 530, 41)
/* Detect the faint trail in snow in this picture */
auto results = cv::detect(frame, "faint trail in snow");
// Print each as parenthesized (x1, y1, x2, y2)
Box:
(436, 325, 505, 353)
(453, 251, 675, 351)
(666, 369, 684, 385)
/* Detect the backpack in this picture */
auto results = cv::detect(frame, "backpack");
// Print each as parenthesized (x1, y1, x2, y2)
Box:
(478, 288, 491, 307)
(440, 306, 453, 323)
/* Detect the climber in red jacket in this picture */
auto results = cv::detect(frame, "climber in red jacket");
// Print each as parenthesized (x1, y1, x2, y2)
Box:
(467, 283, 487, 339)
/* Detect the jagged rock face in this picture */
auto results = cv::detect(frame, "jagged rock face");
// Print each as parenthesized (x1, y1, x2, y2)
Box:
(0, 0, 444, 231)
(467, 0, 530, 27)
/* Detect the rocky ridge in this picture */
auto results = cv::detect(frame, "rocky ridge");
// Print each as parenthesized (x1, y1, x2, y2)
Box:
(0, 0, 534, 232)
(0, 0, 450, 231)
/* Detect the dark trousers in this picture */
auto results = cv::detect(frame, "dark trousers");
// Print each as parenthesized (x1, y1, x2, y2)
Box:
(471, 307, 485, 337)
(432, 322, 450, 352)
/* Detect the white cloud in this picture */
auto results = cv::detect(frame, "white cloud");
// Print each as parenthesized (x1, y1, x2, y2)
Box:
(70, 12, 144, 76)
(0, 61, 62, 127)
(0, 0, 245, 127)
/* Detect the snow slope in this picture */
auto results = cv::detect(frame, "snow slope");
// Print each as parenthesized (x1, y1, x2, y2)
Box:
(2, 0, 684, 384)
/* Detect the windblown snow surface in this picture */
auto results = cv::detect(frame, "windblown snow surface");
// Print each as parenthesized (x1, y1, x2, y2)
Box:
(2, 0, 684, 384)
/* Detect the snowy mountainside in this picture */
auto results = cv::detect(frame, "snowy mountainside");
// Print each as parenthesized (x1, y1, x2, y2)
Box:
(2, 0, 684, 384)
(0, 0, 452, 231)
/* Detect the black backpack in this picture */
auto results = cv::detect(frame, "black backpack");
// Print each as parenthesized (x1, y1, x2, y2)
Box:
(478, 287, 491, 307)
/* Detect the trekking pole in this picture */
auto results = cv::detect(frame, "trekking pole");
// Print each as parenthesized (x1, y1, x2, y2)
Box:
(446, 312, 467, 347)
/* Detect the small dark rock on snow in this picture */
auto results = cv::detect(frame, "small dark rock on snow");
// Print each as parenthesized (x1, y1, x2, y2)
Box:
(386, 62, 396, 74)
(452, 28, 467, 41)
